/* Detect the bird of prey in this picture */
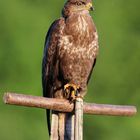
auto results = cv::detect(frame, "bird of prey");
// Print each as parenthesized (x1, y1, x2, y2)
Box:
(42, 0, 99, 139)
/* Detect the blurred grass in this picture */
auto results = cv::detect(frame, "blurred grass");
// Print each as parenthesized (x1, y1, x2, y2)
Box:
(0, 0, 140, 140)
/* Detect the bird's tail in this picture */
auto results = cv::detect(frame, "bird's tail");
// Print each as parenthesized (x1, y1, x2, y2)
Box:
(50, 112, 75, 140)
(46, 109, 51, 136)
(65, 113, 75, 140)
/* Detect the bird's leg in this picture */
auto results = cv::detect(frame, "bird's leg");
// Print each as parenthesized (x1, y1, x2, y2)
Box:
(64, 84, 80, 102)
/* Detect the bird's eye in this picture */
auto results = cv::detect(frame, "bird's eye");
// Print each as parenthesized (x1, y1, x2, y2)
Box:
(81, 1, 86, 5)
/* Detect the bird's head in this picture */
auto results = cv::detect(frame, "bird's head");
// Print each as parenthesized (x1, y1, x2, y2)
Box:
(62, 0, 94, 17)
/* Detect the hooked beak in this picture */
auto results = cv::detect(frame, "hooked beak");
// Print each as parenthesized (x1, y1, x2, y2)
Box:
(86, 2, 94, 11)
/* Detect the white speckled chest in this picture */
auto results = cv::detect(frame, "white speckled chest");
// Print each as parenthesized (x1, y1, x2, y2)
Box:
(58, 14, 99, 60)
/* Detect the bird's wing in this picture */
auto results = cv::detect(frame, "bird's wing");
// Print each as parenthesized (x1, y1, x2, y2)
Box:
(42, 18, 64, 135)
(42, 18, 63, 98)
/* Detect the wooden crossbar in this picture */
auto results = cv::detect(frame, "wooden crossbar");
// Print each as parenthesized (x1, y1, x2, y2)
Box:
(3, 93, 137, 116)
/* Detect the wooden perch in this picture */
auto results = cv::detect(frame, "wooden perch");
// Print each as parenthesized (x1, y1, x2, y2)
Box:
(75, 96, 83, 140)
(3, 93, 137, 116)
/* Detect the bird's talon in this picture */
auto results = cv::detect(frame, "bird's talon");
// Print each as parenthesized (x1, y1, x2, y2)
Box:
(64, 83, 80, 101)
(70, 90, 76, 101)
(64, 83, 80, 91)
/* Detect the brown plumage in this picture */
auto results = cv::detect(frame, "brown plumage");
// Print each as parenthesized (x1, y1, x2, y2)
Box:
(42, 0, 99, 139)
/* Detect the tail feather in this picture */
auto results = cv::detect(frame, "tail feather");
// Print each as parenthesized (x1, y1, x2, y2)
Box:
(65, 113, 75, 140)
(46, 109, 51, 136)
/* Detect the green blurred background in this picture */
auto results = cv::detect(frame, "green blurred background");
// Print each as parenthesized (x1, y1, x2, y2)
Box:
(0, 0, 139, 140)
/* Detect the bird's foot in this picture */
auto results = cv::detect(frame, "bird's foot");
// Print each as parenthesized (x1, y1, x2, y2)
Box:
(64, 83, 80, 102)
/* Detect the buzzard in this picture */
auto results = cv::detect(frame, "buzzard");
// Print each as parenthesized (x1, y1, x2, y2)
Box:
(42, 0, 99, 139)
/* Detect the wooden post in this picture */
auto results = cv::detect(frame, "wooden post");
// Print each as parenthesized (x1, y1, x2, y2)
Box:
(75, 96, 83, 140)
(50, 111, 59, 140)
